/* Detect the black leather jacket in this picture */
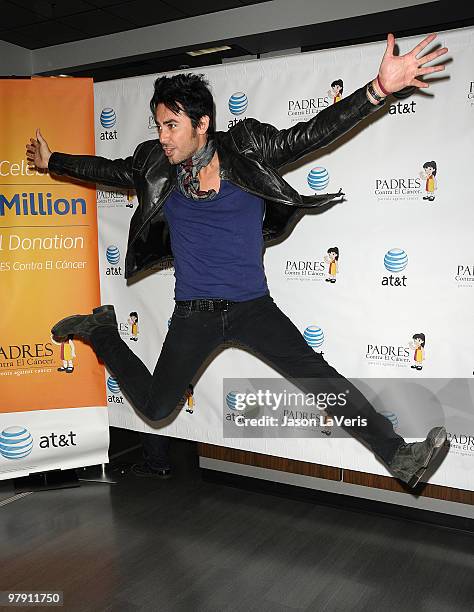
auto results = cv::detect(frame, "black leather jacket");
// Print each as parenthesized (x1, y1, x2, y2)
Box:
(49, 85, 382, 280)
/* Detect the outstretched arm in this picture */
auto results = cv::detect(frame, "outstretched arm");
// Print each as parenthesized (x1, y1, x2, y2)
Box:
(250, 33, 448, 169)
(26, 129, 134, 189)
(375, 32, 447, 96)
(26, 129, 52, 169)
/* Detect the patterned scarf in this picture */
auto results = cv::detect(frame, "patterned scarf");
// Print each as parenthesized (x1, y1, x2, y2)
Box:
(176, 138, 217, 200)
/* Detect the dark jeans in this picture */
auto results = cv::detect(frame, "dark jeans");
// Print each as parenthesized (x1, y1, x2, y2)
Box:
(92, 294, 403, 464)
(139, 432, 171, 470)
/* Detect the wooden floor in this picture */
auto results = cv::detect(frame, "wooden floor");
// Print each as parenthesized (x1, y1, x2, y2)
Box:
(1, 439, 474, 612)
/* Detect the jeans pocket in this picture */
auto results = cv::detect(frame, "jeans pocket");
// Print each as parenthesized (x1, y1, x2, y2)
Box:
(173, 303, 193, 319)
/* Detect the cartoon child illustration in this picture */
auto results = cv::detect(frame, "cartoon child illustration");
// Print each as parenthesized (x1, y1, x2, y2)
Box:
(128, 311, 139, 341)
(328, 79, 344, 104)
(51, 333, 76, 373)
(320, 415, 332, 437)
(185, 384, 194, 414)
(420, 161, 437, 201)
(126, 190, 135, 208)
(324, 247, 339, 283)
(409, 333, 425, 371)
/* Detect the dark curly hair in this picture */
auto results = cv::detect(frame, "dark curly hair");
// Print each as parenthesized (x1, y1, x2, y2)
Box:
(423, 161, 437, 176)
(412, 333, 426, 347)
(150, 73, 215, 134)
(331, 79, 344, 94)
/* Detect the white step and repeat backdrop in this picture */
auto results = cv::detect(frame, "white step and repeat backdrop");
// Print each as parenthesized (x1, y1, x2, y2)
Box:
(94, 26, 474, 490)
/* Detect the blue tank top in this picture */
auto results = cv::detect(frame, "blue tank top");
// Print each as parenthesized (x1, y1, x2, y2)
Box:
(163, 181, 269, 301)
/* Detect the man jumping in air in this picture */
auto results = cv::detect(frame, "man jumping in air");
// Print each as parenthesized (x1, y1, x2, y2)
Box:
(27, 33, 449, 488)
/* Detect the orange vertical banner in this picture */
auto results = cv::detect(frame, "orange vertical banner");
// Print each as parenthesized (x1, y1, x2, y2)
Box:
(0, 78, 106, 413)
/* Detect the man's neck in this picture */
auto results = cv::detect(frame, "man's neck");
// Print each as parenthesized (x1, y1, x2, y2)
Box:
(198, 152, 220, 193)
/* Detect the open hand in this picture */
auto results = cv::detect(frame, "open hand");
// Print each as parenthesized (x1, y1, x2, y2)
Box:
(26, 129, 52, 170)
(378, 33, 448, 94)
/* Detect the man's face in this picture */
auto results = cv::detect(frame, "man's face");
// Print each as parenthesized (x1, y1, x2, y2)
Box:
(155, 103, 207, 165)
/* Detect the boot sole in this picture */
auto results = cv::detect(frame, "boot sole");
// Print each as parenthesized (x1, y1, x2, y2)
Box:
(52, 307, 116, 338)
(93, 305, 115, 314)
(408, 427, 447, 488)
(51, 314, 85, 337)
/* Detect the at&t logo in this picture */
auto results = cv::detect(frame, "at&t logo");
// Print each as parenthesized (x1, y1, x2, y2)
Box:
(107, 376, 124, 404)
(105, 245, 122, 276)
(99, 107, 118, 141)
(382, 248, 408, 287)
(388, 101, 417, 115)
(0, 425, 78, 459)
(303, 325, 324, 350)
(226, 391, 243, 411)
(225, 390, 245, 424)
(307, 167, 329, 191)
(0, 426, 33, 459)
(228, 92, 248, 128)
(224, 389, 258, 422)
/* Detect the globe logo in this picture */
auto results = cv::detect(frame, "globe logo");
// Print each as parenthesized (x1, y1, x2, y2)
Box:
(0, 426, 33, 460)
(303, 325, 325, 348)
(106, 245, 120, 265)
(228, 92, 248, 115)
(100, 107, 116, 129)
(384, 248, 408, 272)
(107, 377, 121, 394)
(380, 410, 399, 431)
(307, 167, 330, 191)
(226, 391, 243, 411)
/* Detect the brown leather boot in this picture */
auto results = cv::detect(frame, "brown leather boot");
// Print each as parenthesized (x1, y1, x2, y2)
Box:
(388, 426, 447, 488)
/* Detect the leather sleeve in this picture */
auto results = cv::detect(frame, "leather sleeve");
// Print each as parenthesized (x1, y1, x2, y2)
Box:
(245, 85, 386, 169)
(48, 152, 134, 188)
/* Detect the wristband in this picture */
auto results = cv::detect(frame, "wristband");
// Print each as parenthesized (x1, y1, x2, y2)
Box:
(366, 80, 385, 104)
(376, 75, 390, 96)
